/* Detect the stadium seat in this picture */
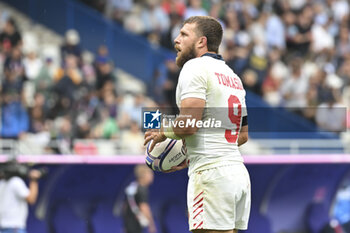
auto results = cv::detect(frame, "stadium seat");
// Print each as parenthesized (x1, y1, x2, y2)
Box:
(95, 140, 117, 155)
(22, 31, 39, 53)
(74, 141, 98, 155)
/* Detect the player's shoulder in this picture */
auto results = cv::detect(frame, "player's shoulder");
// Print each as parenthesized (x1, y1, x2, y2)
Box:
(191, 56, 221, 64)
(183, 57, 204, 69)
(182, 57, 219, 75)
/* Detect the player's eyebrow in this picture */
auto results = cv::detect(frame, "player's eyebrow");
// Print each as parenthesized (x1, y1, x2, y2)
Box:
(180, 30, 188, 36)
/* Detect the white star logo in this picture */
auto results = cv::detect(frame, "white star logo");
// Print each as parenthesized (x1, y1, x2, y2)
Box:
(151, 110, 162, 122)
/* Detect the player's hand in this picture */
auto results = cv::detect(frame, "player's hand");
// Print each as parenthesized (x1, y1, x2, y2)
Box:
(29, 169, 41, 180)
(144, 129, 167, 152)
(148, 223, 157, 233)
(163, 159, 188, 173)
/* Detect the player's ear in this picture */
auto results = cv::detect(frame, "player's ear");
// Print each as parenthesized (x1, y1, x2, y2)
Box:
(197, 36, 207, 49)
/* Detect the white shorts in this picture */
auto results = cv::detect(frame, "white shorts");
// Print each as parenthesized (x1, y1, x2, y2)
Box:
(187, 163, 251, 231)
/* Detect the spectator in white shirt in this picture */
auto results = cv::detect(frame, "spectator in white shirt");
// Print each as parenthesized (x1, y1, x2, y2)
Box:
(0, 165, 42, 233)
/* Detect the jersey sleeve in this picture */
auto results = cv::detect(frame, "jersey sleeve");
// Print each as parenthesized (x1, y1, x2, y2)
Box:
(137, 185, 149, 204)
(178, 60, 207, 101)
(11, 177, 30, 199)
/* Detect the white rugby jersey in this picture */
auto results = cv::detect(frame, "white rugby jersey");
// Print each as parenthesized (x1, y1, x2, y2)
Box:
(176, 54, 247, 175)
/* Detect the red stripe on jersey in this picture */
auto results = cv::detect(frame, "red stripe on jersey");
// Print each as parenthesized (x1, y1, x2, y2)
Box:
(194, 191, 203, 201)
(195, 221, 203, 229)
(193, 203, 203, 214)
(193, 197, 203, 207)
(193, 209, 203, 220)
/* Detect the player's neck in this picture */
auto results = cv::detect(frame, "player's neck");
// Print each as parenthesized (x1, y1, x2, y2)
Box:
(197, 47, 208, 57)
(138, 179, 149, 187)
(201, 52, 224, 60)
(197, 49, 217, 58)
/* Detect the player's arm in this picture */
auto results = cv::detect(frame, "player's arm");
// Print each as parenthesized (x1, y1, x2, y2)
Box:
(139, 202, 156, 233)
(145, 60, 206, 151)
(155, 98, 204, 173)
(238, 125, 248, 146)
(144, 97, 205, 152)
(172, 97, 205, 137)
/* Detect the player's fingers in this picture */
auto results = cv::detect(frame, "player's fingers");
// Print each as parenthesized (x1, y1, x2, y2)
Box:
(169, 166, 179, 172)
(163, 168, 176, 173)
(178, 159, 187, 167)
(170, 161, 187, 171)
(144, 134, 154, 146)
(149, 140, 156, 152)
(150, 136, 165, 152)
(165, 165, 183, 173)
(144, 129, 158, 138)
(144, 131, 152, 139)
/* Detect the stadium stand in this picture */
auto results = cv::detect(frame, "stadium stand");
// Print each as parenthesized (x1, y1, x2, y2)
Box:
(0, 0, 157, 156)
(1, 0, 350, 233)
(0, 0, 349, 155)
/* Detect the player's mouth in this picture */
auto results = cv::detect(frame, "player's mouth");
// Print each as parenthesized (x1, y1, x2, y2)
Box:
(175, 45, 181, 53)
(176, 49, 181, 56)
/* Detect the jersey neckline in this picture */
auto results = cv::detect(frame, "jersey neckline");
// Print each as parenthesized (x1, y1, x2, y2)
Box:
(201, 52, 224, 61)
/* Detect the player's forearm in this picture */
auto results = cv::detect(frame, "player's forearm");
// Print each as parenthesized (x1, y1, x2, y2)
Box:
(238, 134, 248, 146)
(139, 203, 155, 225)
(238, 125, 249, 146)
(167, 98, 205, 138)
(162, 116, 201, 140)
(26, 180, 39, 205)
(173, 116, 199, 136)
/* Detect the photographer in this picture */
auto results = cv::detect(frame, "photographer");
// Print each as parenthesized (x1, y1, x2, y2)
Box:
(0, 165, 42, 233)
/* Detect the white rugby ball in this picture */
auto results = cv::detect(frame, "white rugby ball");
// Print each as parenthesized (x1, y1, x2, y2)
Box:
(145, 138, 187, 172)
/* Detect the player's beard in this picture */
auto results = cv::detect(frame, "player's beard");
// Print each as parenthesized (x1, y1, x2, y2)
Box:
(176, 43, 197, 68)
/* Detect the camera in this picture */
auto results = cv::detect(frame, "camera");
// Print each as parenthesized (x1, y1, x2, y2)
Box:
(1, 161, 48, 180)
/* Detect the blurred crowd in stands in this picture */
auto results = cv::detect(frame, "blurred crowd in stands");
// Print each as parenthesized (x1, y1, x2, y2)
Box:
(0, 0, 350, 155)
(0, 12, 152, 155)
(81, 0, 350, 132)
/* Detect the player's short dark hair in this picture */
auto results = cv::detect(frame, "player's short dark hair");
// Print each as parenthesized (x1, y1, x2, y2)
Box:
(184, 16, 223, 53)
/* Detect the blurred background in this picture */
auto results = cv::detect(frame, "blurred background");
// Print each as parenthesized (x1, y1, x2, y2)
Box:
(0, 0, 349, 232)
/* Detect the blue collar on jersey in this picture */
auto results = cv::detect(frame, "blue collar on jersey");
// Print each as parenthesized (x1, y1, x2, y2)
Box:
(201, 52, 224, 61)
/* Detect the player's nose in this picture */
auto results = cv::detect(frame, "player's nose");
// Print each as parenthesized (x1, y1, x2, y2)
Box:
(174, 34, 180, 45)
